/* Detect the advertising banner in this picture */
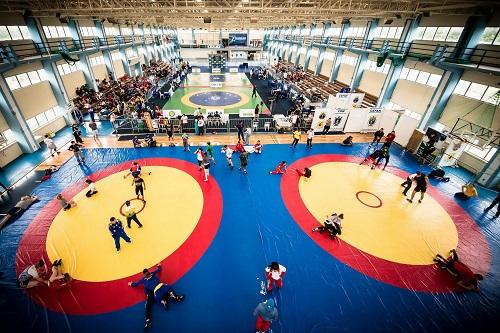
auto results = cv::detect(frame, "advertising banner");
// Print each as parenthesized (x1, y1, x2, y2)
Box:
(361, 108, 383, 132)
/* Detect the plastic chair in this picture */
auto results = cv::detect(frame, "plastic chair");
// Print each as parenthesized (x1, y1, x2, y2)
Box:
(264, 122, 271, 131)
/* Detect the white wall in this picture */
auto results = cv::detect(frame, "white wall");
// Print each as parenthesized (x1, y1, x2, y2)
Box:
(33, 117, 67, 140)
(439, 94, 499, 131)
(180, 48, 213, 59)
(0, 142, 22, 167)
(113, 60, 125, 78)
(359, 70, 386, 96)
(337, 64, 354, 85)
(12, 82, 58, 119)
(391, 80, 436, 114)
(62, 71, 86, 99)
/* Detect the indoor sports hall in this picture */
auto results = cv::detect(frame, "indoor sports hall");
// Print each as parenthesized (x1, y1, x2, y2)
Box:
(0, 1, 499, 333)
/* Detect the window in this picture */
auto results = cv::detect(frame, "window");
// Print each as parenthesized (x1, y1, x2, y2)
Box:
(465, 142, 497, 161)
(479, 27, 500, 45)
(89, 55, 105, 66)
(5, 69, 48, 91)
(453, 80, 471, 95)
(372, 26, 403, 39)
(423, 27, 437, 40)
(43, 25, 71, 38)
(446, 27, 463, 42)
(80, 26, 98, 37)
(2, 129, 15, 144)
(416, 71, 430, 84)
(26, 107, 62, 132)
(111, 52, 121, 61)
(105, 27, 119, 36)
(453, 80, 499, 104)
(399, 67, 442, 87)
(414, 26, 463, 42)
(465, 83, 488, 99)
(427, 74, 441, 87)
(481, 87, 500, 103)
(121, 27, 132, 35)
(57, 62, 82, 75)
(0, 25, 31, 40)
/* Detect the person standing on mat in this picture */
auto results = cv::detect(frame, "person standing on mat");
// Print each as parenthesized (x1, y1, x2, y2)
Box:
(244, 126, 252, 145)
(68, 141, 85, 164)
(182, 133, 190, 151)
(221, 145, 234, 169)
(322, 118, 332, 135)
(202, 154, 211, 182)
(194, 147, 205, 170)
(85, 179, 98, 197)
(252, 84, 257, 98)
(254, 104, 260, 119)
(239, 150, 249, 174)
(132, 175, 146, 201)
(373, 146, 390, 170)
(253, 299, 278, 333)
(484, 192, 500, 218)
(44, 135, 60, 157)
(291, 129, 301, 148)
(109, 217, 131, 252)
(401, 171, 421, 196)
(72, 124, 83, 144)
(124, 200, 143, 228)
(265, 261, 286, 292)
(236, 121, 245, 141)
(88, 121, 98, 141)
(206, 142, 216, 164)
(372, 128, 384, 144)
(407, 172, 428, 203)
(382, 130, 396, 148)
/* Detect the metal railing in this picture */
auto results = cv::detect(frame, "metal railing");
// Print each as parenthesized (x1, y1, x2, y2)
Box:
(0, 34, 178, 64)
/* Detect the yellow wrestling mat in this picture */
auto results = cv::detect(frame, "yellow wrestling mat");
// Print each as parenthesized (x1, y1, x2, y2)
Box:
(300, 162, 459, 265)
(45, 166, 203, 282)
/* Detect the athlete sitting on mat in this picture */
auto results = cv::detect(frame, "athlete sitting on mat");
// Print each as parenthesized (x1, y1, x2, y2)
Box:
(312, 213, 343, 239)
(270, 161, 287, 175)
(296, 167, 312, 180)
(17, 259, 70, 289)
(0, 195, 39, 230)
(254, 140, 263, 154)
(434, 249, 483, 292)
(341, 136, 353, 146)
(129, 264, 185, 327)
(126, 161, 151, 179)
(132, 136, 142, 148)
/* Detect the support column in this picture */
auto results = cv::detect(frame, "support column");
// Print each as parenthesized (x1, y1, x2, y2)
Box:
(351, 19, 378, 89)
(25, 16, 49, 55)
(451, 15, 489, 61)
(294, 24, 305, 66)
(303, 23, 316, 71)
(95, 20, 116, 79)
(377, 16, 421, 106)
(67, 19, 83, 50)
(139, 24, 150, 65)
(315, 21, 332, 75)
(417, 69, 463, 130)
(329, 21, 350, 82)
(0, 75, 39, 152)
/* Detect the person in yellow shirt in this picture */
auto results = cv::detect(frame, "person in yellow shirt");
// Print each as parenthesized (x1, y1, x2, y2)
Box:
(291, 130, 301, 148)
(454, 183, 478, 201)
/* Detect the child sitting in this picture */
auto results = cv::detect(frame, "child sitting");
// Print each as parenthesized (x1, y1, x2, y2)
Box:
(341, 136, 353, 146)
(270, 161, 287, 175)
(254, 140, 263, 154)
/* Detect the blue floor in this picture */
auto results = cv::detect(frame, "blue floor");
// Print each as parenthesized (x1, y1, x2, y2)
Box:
(0, 143, 499, 333)
(0, 119, 114, 187)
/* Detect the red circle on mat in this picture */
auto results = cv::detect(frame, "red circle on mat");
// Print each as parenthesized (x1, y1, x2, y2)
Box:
(355, 191, 383, 208)
(119, 198, 146, 216)
(15, 158, 223, 315)
(281, 154, 490, 292)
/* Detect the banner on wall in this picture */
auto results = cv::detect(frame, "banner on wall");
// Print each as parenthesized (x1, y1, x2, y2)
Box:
(361, 108, 383, 132)
(347, 93, 365, 109)
(311, 108, 333, 132)
(331, 109, 350, 132)
(438, 138, 467, 167)
(328, 93, 365, 109)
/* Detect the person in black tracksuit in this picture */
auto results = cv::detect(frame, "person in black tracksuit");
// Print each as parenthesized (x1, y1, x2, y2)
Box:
(407, 173, 428, 203)
(72, 124, 84, 144)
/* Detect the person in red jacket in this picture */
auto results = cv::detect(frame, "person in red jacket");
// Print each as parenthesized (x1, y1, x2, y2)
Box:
(265, 261, 286, 292)
(234, 140, 245, 153)
(270, 161, 287, 175)
(382, 131, 396, 148)
(434, 249, 483, 292)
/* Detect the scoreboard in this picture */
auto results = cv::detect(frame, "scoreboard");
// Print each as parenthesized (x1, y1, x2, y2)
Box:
(209, 54, 226, 69)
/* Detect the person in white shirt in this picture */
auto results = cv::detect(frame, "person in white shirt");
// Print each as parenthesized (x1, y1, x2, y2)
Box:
(221, 145, 234, 169)
(312, 213, 343, 239)
(194, 147, 204, 169)
(44, 135, 59, 156)
(401, 171, 421, 196)
(124, 200, 143, 228)
(265, 262, 287, 292)
(197, 117, 205, 136)
(306, 128, 314, 149)
(244, 127, 252, 145)
(291, 113, 299, 130)
(85, 179, 98, 197)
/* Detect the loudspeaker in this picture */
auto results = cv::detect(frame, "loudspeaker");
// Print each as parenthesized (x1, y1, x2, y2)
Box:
(341, 18, 350, 24)
(204, 17, 211, 23)
(384, 19, 393, 25)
